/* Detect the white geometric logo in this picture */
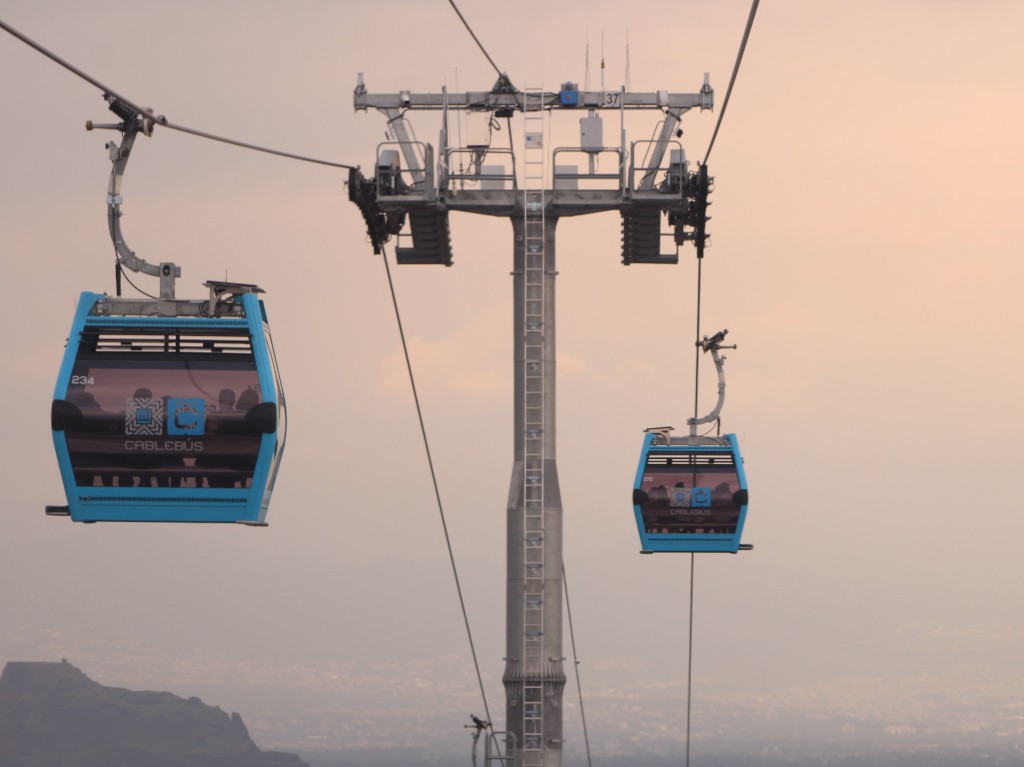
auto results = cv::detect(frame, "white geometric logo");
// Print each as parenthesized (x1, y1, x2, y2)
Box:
(125, 396, 164, 436)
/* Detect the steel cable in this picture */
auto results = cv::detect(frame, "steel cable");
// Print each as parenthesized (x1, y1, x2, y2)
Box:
(563, 563, 594, 767)
(0, 18, 356, 170)
(686, 5, 763, 752)
(446, 0, 507, 82)
(684, 248, 704, 767)
(703, 0, 761, 165)
(685, 552, 696, 767)
(379, 243, 496, 732)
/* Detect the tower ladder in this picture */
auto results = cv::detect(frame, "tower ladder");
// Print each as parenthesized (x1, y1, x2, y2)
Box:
(521, 84, 547, 767)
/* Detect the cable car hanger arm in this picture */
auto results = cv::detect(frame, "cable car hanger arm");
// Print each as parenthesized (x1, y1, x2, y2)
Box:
(687, 328, 736, 437)
(88, 96, 181, 300)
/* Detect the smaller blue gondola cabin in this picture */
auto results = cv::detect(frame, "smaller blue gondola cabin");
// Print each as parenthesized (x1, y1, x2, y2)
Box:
(632, 430, 749, 553)
(49, 286, 286, 524)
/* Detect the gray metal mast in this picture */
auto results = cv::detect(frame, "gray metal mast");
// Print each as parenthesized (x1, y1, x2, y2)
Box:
(351, 74, 713, 767)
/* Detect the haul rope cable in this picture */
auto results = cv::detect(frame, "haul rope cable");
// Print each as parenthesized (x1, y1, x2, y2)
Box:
(703, 0, 761, 165)
(447, 0, 508, 82)
(684, 194, 710, 767)
(563, 563, 594, 767)
(379, 242, 496, 734)
(0, 18, 356, 171)
(688, 2, 761, 764)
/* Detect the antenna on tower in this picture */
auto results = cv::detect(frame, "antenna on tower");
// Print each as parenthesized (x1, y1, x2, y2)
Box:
(625, 30, 632, 91)
(600, 32, 606, 92)
(584, 30, 590, 92)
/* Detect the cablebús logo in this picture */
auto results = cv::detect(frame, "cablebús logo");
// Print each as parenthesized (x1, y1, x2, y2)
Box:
(669, 486, 712, 509)
(125, 396, 206, 437)
(167, 398, 205, 436)
(125, 395, 164, 436)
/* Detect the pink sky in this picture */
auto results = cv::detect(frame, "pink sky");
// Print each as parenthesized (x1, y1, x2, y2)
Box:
(1, 0, 1022, 757)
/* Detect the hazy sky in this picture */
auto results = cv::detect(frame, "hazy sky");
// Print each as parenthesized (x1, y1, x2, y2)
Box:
(2, 0, 1023, 759)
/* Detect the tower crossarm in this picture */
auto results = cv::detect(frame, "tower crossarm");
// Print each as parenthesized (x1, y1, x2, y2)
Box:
(355, 76, 713, 113)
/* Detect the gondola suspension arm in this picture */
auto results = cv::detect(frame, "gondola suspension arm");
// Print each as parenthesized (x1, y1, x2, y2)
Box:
(687, 328, 736, 437)
(88, 95, 180, 299)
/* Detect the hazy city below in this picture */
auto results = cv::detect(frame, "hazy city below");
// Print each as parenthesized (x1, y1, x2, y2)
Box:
(4, 614, 1022, 767)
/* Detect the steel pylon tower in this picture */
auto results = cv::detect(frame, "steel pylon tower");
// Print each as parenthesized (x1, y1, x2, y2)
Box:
(350, 73, 713, 767)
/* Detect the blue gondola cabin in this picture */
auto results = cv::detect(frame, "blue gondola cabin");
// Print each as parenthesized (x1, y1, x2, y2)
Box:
(632, 430, 749, 553)
(49, 288, 286, 524)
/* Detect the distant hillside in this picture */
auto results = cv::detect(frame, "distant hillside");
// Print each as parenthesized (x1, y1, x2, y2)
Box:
(0, 660, 308, 767)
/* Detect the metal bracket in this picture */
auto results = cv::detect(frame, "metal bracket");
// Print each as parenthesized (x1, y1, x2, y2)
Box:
(643, 426, 675, 445)
(87, 94, 180, 299)
(204, 280, 264, 317)
(688, 328, 737, 436)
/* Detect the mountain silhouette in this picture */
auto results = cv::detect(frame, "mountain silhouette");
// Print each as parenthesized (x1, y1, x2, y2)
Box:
(0, 660, 308, 767)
